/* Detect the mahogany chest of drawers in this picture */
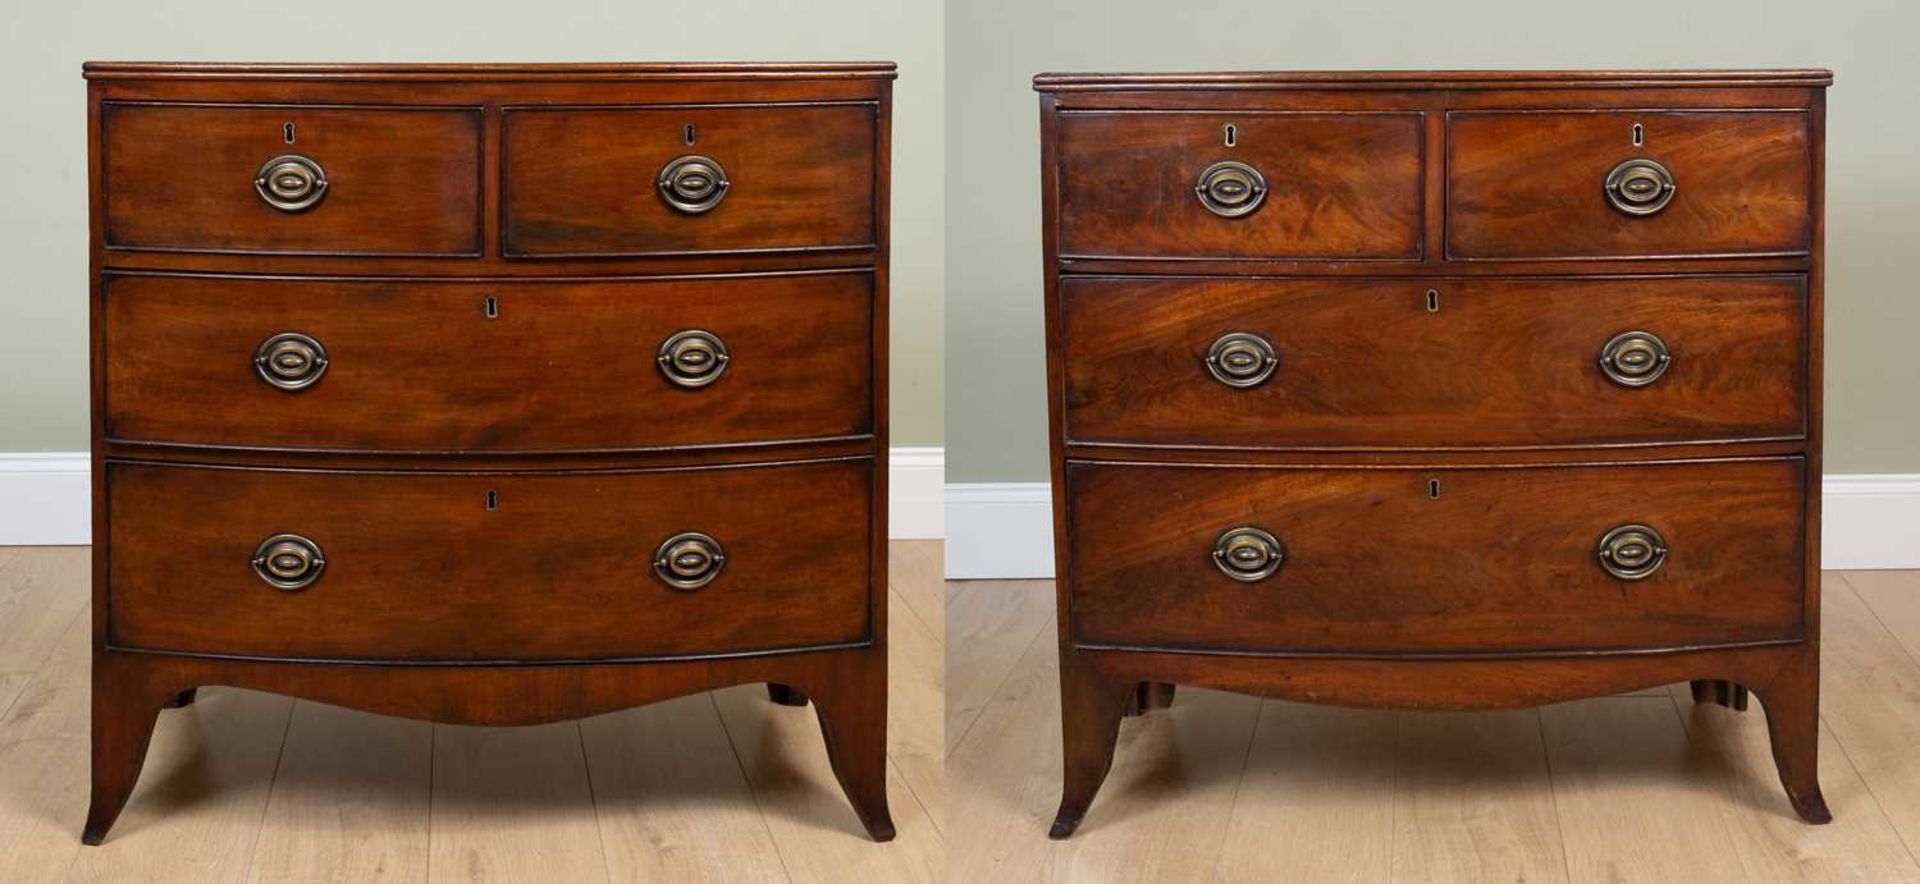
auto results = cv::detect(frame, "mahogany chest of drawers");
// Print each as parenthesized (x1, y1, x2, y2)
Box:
(1034, 69, 1832, 835)
(82, 62, 896, 843)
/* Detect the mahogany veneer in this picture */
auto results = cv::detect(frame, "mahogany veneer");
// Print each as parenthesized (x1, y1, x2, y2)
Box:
(83, 61, 897, 844)
(1035, 69, 1832, 836)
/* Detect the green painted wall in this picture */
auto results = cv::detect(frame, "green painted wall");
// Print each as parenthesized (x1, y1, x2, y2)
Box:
(946, 0, 1919, 481)
(0, 0, 943, 450)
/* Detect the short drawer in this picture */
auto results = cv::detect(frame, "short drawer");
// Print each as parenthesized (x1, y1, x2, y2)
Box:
(106, 460, 873, 661)
(1054, 111, 1423, 261)
(104, 272, 873, 452)
(502, 104, 877, 257)
(1060, 275, 1805, 449)
(102, 102, 483, 256)
(1447, 110, 1812, 259)
(1066, 458, 1806, 655)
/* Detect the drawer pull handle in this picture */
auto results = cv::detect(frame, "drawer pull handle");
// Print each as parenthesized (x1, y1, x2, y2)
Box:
(1598, 330, 1671, 387)
(654, 532, 726, 590)
(1213, 526, 1285, 583)
(1195, 160, 1267, 218)
(1597, 524, 1667, 580)
(1205, 332, 1278, 388)
(658, 154, 730, 214)
(1604, 158, 1675, 216)
(253, 154, 328, 212)
(252, 533, 325, 591)
(253, 332, 329, 391)
(657, 329, 730, 388)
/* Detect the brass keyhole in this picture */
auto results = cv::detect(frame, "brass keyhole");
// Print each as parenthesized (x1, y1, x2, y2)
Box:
(684, 123, 696, 145)
(283, 122, 295, 144)
(1428, 478, 1442, 500)
(483, 295, 499, 319)
(1425, 289, 1440, 313)
(1632, 122, 1644, 147)
(485, 490, 498, 511)
(1223, 123, 1237, 147)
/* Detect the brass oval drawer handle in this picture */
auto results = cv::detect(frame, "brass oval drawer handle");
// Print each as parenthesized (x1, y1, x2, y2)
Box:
(1604, 158, 1675, 216)
(658, 155, 730, 214)
(657, 330, 730, 388)
(254, 332, 329, 391)
(254, 154, 329, 213)
(1205, 332, 1278, 388)
(1213, 526, 1285, 583)
(252, 533, 326, 591)
(654, 532, 726, 590)
(1598, 330, 1671, 387)
(1597, 524, 1667, 580)
(1195, 160, 1267, 218)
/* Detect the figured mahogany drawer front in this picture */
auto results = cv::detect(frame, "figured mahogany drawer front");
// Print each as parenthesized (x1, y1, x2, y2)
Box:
(502, 104, 877, 257)
(104, 272, 873, 452)
(102, 103, 483, 256)
(1447, 111, 1812, 260)
(1066, 458, 1806, 655)
(1054, 111, 1423, 261)
(106, 460, 872, 661)
(1060, 275, 1805, 449)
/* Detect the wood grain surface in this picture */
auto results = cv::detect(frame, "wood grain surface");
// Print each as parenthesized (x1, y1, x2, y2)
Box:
(1061, 274, 1806, 449)
(1055, 110, 1423, 260)
(1447, 110, 1812, 259)
(103, 102, 483, 256)
(104, 270, 873, 453)
(105, 459, 872, 662)
(503, 104, 877, 257)
(1065, 458, 1806, 654)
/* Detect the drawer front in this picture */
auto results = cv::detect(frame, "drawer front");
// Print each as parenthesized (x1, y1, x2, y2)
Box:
(1447, 110, 1812, 259)
(1060, 275, 1805, 449)
(1067, 459, 1806, 655)
(1055, 111, 1423, 261)
(103, 103, 483, 255)
(106, 460, 872, 661)
(104, 272, 872, 452)
(502, 104, 877, 257)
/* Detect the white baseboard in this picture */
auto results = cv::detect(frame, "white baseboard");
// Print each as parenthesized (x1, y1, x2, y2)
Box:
(0, 448, 946, 545)
(944, 482, 1054, 579)
(946, 474, 1920, 580)
(1822, 474, 1920, 570)
(887, 447, 945, 539)
(0, 453, 90, 546)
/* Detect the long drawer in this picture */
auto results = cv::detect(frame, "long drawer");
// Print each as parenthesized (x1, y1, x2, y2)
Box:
(1066, 458, 1806, 655)
(1060, 275, 1805, 449)
(103, 271, 873, 452)
(105, 459, 873, 661)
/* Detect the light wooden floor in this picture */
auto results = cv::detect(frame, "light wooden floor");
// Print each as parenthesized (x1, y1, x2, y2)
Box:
(0, 541, 944, 883)
(947, 572, 1920, 883)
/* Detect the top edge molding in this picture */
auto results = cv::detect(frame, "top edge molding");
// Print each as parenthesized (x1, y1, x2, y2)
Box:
(84, 61, 898, 82)
(1033, 69, 1833, 91)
